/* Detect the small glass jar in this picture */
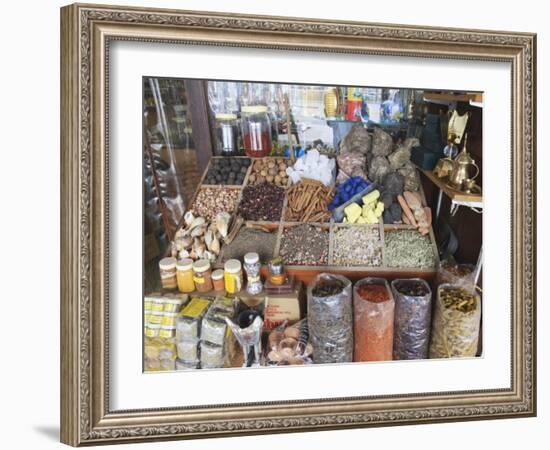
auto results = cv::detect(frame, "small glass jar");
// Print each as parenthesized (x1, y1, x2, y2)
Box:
(159, 257, 177, 291)
(268, 257, 286, 285)
(215, 113, 240, 156)
(244, 252, 262, 295)
(224, 259, 243, 294)
(192, 260, 213, 292)
(176, 258, 195, 293)
(211, 269, 225, 292)
(241, 105, 272, 157)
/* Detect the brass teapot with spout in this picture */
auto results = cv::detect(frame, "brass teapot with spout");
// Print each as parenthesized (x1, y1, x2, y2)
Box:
(448, 134, 479, 190)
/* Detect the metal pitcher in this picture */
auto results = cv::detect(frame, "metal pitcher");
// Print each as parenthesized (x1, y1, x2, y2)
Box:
(448, 134, 479, 190)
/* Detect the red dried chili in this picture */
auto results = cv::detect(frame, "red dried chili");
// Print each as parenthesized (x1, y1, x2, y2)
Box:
(356, 284, 390, 303)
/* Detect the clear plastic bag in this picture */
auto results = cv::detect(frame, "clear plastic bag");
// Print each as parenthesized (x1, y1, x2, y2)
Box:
(353, 277, 394, 362)
(307, 274, 353, 364)
(436, 260, 475, 292)
(429, 284, 481, 358)
(200, 341, 225, 369)
(391, 278, 432, 360)
(265, 319, 313, 366)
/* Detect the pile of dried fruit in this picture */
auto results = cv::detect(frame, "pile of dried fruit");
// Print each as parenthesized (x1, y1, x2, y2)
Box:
(332, 226, 382, 266)
(191, 187, 240, 220)
(247, 158, 290, 187)
(237, 183, 285, 221)
(284, 178, 334, 223)
(203, 157, 250, 185)
(279, 224, 329, 265)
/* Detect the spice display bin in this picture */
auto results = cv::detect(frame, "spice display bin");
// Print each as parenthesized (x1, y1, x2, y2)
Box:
(174, 157, 440, 286)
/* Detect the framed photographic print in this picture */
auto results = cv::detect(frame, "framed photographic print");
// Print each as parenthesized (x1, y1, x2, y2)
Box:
(60, 3, 537, 446)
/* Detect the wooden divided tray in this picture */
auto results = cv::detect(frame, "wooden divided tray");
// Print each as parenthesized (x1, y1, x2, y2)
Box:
(179, 156, 440, 285)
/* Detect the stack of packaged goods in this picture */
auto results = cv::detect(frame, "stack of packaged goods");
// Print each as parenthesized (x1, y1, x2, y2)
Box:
(175, 296, 236, 370)
(144, 293, 189, 371)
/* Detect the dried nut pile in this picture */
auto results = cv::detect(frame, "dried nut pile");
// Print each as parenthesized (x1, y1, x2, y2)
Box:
(332, 226, 382, 266)
(279, 224, 329, 265)
(247, 158, 290, 187)
(237, 183, 285, 221)
(220, 227, 277, 264)
(191, 187, 240, 220)
(204, 158, 250, 185)
(385, 230, 435, 268)
(284, 178, 334, 223)
(429, 286, 481, 358)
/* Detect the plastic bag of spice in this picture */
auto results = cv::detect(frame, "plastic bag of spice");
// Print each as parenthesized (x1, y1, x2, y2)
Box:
(429, 284, 481, 358)
(307, 274, 353, 364)
(353, 277, 395, 362)
(390, 278, 432, 360)
(436, 260, 476, 292)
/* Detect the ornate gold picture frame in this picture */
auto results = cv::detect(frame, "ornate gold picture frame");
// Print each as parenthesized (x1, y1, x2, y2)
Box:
(60, 3, 536, 446)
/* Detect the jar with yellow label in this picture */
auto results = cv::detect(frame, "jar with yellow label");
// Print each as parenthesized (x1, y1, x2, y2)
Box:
(192, 260, 213, 292)
(176, 258, 195, 293)
(224, 259, 243, 294)
(159, 257, 178, 291)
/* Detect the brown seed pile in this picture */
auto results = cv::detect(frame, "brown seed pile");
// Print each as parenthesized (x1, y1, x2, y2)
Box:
(191, 187, 240, 220)
(247, 158, 290, 187)
(332, 226, 382, 266)
(220, 227, 277, 264)
(237, 183, 285, 221)
(279, 224, 329, 265)
(284, 178, 334, 223)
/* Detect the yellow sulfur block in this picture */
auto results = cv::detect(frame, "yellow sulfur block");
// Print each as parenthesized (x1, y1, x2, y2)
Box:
(356, 216, 368, 224)
(374, 201, 385, 217)
(365, 209, 378, 224)
(362, 190, 380, 206)
(344, 202, 362, 224)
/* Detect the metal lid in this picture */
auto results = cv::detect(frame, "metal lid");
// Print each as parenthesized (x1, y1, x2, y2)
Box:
(216, 113, 238, 120)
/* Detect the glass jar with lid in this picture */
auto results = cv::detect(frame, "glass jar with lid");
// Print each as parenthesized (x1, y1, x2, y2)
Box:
(244, 252, 262, 295)
(241, 105, 272, 157)
(176, 258, 195, 293)
(159, 257, 177, 291)
(215, 113, 240, 156)
(224, 259, 243, 294)
(192, 259, 213, 293)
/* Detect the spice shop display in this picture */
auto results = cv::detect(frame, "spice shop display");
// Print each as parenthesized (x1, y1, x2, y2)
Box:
(143, 79, 484, 373)
(385, 230, 436, 269)
(279, 224, 329, 266)
(308, 274, 353, 364)
(353, 278, 394, 362)
(284, 178, 334, 223)
(429, 285, 481, 358)
(203, 157, 250, 185)
(237, 183, 285, 221)
(391, 279, 432, 360)
(332, 225, 382, 266)
(247, 157, 290, 187)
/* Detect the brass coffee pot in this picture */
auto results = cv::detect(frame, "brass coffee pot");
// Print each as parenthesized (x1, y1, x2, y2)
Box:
(448, 134, 479, 190)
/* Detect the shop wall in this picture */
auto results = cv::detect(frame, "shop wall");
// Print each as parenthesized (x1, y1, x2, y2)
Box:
(0, 1, 546, 450)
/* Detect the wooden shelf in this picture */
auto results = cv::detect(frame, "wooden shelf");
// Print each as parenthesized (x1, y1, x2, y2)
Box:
(421, 169, 483, 204)
(423, 92, 483, 104)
